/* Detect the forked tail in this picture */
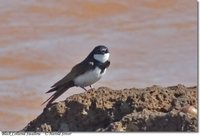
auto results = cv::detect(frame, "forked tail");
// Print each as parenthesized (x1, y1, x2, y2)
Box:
(42, 80, 74, 106)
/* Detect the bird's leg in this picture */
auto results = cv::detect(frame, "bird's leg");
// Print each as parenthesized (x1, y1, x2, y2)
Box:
(81, 87, 88, 91)
(89, 85, 94, 91)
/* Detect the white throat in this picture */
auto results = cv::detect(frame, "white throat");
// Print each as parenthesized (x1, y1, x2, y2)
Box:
(93, 53, 110, 63)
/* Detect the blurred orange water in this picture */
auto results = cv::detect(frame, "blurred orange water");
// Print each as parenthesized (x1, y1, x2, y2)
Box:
(0, 0, 197, 131)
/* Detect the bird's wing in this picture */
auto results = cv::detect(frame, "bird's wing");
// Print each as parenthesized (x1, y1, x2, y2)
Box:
(51, 61, 94, 88)
(43, 61, 94, 105)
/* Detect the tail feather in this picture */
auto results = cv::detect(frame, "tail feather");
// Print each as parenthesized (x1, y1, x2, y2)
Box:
(41, 87, 65, 106)
(41, 92, 56, 105)
(45, 86, 58, 94)
(42, 81, 74, 106)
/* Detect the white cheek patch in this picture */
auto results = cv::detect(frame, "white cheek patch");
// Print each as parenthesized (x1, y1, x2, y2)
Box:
(94, 53, 110, 63)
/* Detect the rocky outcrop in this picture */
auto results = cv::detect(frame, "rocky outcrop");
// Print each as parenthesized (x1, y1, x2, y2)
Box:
(23, 84, 197, 132)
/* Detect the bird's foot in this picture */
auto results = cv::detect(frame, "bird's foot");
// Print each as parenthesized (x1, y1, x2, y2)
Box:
(89, 85, 94, 91)
(81, 87, 88, 91)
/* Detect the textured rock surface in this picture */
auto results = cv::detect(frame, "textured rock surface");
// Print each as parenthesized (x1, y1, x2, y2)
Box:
(23, 84, 197, 132)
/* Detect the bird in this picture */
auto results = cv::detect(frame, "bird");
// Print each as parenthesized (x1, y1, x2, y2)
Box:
(42, 45, 110, 106)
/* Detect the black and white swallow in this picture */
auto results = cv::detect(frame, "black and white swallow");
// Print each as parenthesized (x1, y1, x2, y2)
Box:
(42, 45, 110, 106)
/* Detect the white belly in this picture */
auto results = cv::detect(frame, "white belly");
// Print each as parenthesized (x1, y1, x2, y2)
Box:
(74, 67, 106, 87)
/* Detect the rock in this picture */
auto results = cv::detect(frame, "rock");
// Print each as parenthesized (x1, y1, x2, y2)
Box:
(22, 85, 197, 132)
(40, 123, 52, 132)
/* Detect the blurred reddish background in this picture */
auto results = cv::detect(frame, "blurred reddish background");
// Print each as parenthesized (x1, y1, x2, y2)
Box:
(0, 0, 197, 130)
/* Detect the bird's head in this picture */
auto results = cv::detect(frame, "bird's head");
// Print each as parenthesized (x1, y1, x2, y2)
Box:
(92, 45, 110, 63)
